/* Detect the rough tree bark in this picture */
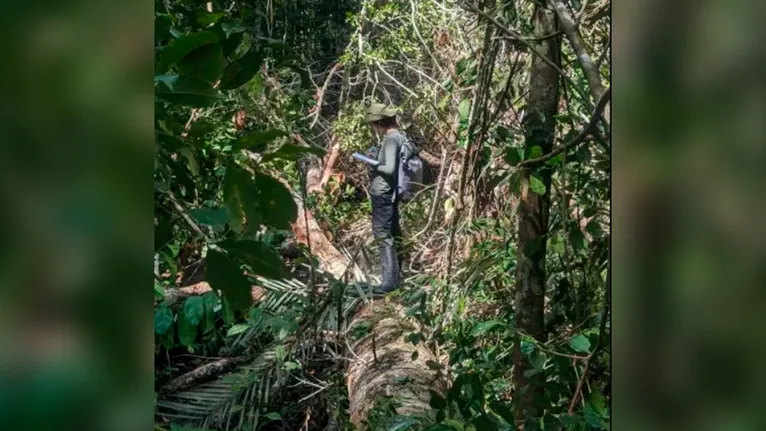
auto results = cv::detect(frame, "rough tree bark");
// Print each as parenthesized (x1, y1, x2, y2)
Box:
(346, 301, 447, 428)
(513, 1, 561, 427)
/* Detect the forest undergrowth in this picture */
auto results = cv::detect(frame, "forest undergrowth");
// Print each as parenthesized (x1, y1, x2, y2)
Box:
(154, 1, 611, 430)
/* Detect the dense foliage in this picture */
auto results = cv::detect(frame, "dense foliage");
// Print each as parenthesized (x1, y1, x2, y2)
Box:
(154, 0, 610, 430)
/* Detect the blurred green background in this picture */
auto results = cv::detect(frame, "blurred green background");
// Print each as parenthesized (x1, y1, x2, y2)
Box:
(614, 0, 766, 429)
(0, 0, 764, 429)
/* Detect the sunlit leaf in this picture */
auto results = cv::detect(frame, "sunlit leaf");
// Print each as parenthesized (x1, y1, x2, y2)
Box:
(529, 173, 546, 195)
(569, 334, 591, 353)
(470, 320, 509, 337)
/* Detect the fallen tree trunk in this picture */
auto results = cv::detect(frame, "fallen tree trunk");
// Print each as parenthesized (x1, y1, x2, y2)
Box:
(346, 302, 447, 428)
(160, 356, 250, 394)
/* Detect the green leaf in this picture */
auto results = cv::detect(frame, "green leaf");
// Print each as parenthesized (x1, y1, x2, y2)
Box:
(470, 320, 508, 337)
(188, 208, 228, 229)
(221, 296, 235, 325)
(220, 50, 264, 90)
(235, 129, 288, 152)
(569, 228, 587, 253)
(159, 31, 220, 72)
(387, 416, 419, 431)
(154, 280, 165, 299)
(458, 99, 471, 121)
(529, 173, 546, 195)
(177, 43, 224, 84)
(261, 144, 327, 163)
(223, 164, 247, 233)
(489, 401, 515, 425)
(263, 412, 282, 421)
(429, 390, 446, 409)
(156, 77, 219, 107)
(528, 146, 544, 159)
(154, 305, 174, 335)
(183, 296, 205, 326)
(569, 334, 591, 353)
(586, 220, 604, 239)
(154, 74, 179, 91)
(411, 351, 419, 361)
(520, 336, 536, 355)
(470, 415, 498, 431)
(583, 208, 599, 218)
(162, 320, 176, 349)
(178, 310, 197, 347)
(505, 147, 522, 166)
(219, 239, 289, 279)
(201, 291, 218, 333)
(226, 323, 251, 337)
(196, 11, 225, 27)
(206, 249, 252, 312)
(549, 233, 565, 256)
(254, 172, 298, 230)
(179, 147, 200, 176)
(221, 19, 247, 38)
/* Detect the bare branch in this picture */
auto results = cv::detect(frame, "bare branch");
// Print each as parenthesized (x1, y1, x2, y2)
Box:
(551, 0, 606, 100)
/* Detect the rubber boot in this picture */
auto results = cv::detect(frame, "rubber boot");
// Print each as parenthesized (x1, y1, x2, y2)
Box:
(377, 244, 400, 293)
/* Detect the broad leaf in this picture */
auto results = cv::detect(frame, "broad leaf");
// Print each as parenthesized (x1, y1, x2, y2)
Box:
(219, 239, 288, 279)
(183, 296, 205, 326)
(261, 144, 327, 163)
(206, 249, 253, 312)
(159, 31, 220, 72)
(220, 50, 264, 90)
(221, 19, 247, 38)
(253, 172, 297, 230)
(226, 323, 251, 337)
(156, 77, 219, 107)
(189, 208, 228, 229)
(505, 147, 522, 166)
(154, 74, 179, 91)
(235, 129, 288, 152)
(196, 11, 225, 27)
(154, 305, 174, 335)
(223, 164, 247, 233)
(586, 219, 604, 239)
(201, 291, 218, 334)
(429, 390, 446, 409)
(569, 334, 591, 353)
(528, 145, 544, 159)
(470, 320, 508, 337)
(178, 310, 197, 347)
(529, 173, 546, 195)
(177, 43, 224, 84)
(569, 228, 587, 253)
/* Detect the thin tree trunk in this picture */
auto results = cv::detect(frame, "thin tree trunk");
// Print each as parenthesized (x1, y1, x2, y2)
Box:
(513, 2, 561, 427)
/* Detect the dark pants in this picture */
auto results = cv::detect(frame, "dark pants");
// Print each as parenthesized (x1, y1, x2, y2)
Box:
(371, 193, 401, 291)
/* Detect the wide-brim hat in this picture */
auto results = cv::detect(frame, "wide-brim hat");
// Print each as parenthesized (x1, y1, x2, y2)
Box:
(364, 103, 397, 123)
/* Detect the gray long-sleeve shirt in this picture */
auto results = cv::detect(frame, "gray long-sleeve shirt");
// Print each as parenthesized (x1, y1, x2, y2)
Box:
(369, 130, 406, 196)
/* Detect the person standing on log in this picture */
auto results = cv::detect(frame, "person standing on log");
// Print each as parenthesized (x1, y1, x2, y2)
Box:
(363, 103, 406, 293)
